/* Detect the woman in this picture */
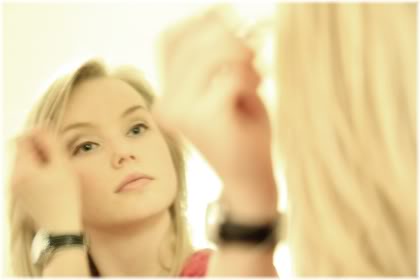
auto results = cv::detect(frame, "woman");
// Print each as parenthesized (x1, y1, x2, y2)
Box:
(9, 61, 195, 276)
(9, 57, 280, 276)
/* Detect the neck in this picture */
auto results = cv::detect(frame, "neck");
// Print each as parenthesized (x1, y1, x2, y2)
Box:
(85, 210, 175, 276)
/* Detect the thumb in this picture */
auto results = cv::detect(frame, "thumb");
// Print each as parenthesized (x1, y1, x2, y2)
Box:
(151, 99, 183, 136)
(206, 61, 262, 114)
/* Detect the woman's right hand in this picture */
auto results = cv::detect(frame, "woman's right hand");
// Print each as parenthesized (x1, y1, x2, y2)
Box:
(11, 126, 83, 232)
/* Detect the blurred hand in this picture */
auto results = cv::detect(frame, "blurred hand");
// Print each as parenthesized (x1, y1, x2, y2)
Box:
(11, 127, 82, 232)
(153, 9, 277, 220)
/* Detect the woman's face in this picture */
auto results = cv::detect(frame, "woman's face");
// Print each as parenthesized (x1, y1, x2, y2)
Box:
(60, 77, 178, 229)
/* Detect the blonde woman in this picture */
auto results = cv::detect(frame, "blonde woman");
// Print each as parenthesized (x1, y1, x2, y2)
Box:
(150, 2, 416, 277)
(8, 57, 280, 276)
(9, 61, 195, 276)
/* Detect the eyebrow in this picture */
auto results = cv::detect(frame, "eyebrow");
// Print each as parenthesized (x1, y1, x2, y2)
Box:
(61, 105, 146, 134)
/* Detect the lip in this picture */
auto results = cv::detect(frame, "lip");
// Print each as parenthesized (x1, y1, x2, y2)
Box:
(116, 173, 154, 193)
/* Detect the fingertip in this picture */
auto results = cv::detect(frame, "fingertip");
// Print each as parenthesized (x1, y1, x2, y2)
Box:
(204, 3, 234, 21)
(12, 135, 24, 148)
(14, 134, 41, 168)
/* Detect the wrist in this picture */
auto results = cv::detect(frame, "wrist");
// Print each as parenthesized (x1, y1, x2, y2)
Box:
(32, 229, 88, 269)
(223, 162, 277, 190)
(42, 222, 83, 233)
(221, 177, 278, 225)
(206, 198, 283, 252)
(225, 198, 278, 225)
(38, 214, 83, 233)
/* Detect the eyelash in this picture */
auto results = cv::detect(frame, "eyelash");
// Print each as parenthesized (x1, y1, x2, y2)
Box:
(72, 123, 149, 156)
(128, 123, 149, 137)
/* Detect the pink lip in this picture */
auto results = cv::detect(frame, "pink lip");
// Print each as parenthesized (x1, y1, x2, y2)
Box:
(116, 173, 154, 193)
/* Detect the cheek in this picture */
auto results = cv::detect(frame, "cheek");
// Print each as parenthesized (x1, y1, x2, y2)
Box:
(163, 163, 178, 200)
(156, 138, 179, 192)
(71, 158, 108, 197)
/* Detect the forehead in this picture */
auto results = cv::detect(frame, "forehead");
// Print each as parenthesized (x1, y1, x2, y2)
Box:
(62, 77, 148, 122)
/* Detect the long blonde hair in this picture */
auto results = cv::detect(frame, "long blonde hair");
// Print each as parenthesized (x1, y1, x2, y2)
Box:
(275, 3, 416, 276)
(8, 59, 194, 276)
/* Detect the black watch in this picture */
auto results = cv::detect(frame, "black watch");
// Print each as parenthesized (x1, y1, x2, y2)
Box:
(206, 200, 284, 248)
(31, 229, 88, 267)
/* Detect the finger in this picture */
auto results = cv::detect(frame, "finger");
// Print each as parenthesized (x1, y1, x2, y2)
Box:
(166, 20, 255, 105)
(30, 127, 66, 165)
(205, 61, 263, 116)
(235, 92, 267, 120)
(158, 4, 232, 60)
(11, 134, 42, 190)
(197, 56, 260, 107)
(156, 20, 232, 116)
(151, 101, 181, 136)
(159, 7, 253, 97)
(15, 134, 43, 168)
(155, 6, 256, 127)
(172, 17, 255, 69)
(155, 33, 256, 131)
(156, 7, 221, 90)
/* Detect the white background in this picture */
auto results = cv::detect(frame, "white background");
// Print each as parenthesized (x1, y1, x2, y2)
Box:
(2, 1, 292, 276)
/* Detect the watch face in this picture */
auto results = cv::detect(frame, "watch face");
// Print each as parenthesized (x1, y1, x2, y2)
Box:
(205, 201, 225, 245)
(31, 230, 49, 265)
(206, 201, 220, 226)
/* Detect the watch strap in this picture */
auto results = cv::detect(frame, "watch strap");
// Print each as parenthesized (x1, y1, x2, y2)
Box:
(49, 234, 86, 248)
(32, 231, 88, 267)
(219, 220, 277, 245)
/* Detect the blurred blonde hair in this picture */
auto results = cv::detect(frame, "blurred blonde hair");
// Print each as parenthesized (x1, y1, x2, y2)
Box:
(8, 59, 193, 276)
(275, 3, 416, 276)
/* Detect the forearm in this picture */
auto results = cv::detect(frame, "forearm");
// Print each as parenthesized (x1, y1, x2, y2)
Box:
(43, 248, 90, 277)
(222, 172, 279, 224)
(208, 245, 277, 276)
(40, 215, 90, 277)
(207, 175, 279, 276)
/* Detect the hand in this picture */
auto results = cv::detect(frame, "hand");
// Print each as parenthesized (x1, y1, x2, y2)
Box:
(10, 126, 82, 232)
(153, 9, 278, 217)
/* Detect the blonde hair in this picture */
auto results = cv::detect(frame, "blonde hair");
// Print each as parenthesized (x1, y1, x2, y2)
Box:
(8, 59, 194, 276)
(275, 3, 416, 276)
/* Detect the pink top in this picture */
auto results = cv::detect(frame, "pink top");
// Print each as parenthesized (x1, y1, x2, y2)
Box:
(179, 249, 213, 277)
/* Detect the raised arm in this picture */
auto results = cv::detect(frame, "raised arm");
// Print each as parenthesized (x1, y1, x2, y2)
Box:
(153, 8, 280, 276)
(10, 128, 90, 276)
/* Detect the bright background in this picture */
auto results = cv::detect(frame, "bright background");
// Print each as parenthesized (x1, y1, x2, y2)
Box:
(2, 1, 292, 276)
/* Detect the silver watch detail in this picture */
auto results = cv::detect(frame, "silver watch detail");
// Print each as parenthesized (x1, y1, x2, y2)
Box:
(31, 229, 87, 267)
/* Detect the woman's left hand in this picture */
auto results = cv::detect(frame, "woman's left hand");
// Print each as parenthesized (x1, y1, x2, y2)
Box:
(153, 9, 278, 221)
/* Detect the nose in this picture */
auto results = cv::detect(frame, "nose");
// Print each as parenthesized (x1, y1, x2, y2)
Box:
(111, 149, 137, 169)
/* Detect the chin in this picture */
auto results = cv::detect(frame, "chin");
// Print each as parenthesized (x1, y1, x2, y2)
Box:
(93, 201, 173, 229)
(84, 182, 177, 229)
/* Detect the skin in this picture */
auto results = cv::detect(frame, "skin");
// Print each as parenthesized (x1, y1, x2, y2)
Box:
(60, 78, 177, 229)
(153, 8, 279, 276)
(11, 7, 279, 277)
(59, 77, 178, 276)
(12, 78, 178, 276)
(154, 9, 278, 225)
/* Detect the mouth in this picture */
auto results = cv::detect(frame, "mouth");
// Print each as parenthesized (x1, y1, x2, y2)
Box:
(116, 173, 154, 193)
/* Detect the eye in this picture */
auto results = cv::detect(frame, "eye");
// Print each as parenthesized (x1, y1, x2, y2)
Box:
(128, 123, 149, 136)
(73, 142, 99, 156)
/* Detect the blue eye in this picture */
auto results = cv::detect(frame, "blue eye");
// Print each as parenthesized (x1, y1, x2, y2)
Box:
(73, 142, 98, 156)
(128, 123, 149, 136)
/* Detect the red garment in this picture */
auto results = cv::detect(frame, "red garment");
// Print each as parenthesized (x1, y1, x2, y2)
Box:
(179, 249, 213, 277)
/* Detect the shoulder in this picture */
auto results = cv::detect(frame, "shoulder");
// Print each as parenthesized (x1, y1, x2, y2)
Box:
(179, 249, 214, 277)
